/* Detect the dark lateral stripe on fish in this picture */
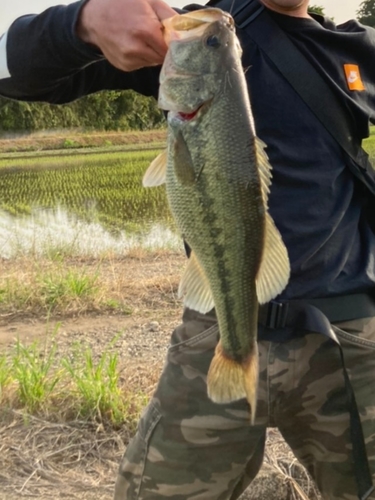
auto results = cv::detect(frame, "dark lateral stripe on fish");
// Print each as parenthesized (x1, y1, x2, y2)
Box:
(195, 174, 245, 356)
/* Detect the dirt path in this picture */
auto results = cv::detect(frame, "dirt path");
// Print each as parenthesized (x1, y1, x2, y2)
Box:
(0, 253, 320, 500)
(0, 253, 183, 499)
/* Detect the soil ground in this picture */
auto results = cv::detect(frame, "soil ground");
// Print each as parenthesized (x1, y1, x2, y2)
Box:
(0, 252, 320, 500)
(0, 252, 183, 500)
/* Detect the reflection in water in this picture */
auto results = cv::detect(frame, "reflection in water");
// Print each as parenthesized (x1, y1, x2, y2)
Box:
(0, 207, 181, 258)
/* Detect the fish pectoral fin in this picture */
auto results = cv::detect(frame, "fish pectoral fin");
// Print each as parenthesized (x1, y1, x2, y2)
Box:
(178, 251, 214, 313)
(173, 131, 197, 186)
(207, 342, 259, 424)
(142, 149, 167, 187)
(255, 212, 290, 304)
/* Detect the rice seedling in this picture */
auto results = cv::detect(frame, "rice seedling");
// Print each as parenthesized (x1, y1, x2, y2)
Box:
(0, 149, 177, 257)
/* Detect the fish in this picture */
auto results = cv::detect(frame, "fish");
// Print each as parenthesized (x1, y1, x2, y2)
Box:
(143, 8, 290, 422)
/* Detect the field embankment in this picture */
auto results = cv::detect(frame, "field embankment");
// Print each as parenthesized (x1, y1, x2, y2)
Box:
(0, 129, 167, 154)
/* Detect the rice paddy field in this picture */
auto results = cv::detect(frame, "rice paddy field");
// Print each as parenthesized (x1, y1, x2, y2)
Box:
(0, 143, 182, 258)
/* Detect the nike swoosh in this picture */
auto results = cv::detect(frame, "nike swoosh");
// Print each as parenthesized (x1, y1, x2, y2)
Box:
(348, 74, 358, 84)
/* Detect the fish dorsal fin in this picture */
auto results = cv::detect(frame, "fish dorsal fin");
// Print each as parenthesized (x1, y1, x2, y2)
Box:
(256, 212, 290, 304)
(178, 251, 214, 313)
(142, 149, 167, 187)
(255, 137, 272, 206)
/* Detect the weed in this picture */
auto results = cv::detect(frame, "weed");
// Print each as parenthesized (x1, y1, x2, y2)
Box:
(0, 355, 11, 402)
(12, 338, 62, 412)
(62, 138, 79, 149)
(62, 346, 124, 424)
(39, 269, 98, 308)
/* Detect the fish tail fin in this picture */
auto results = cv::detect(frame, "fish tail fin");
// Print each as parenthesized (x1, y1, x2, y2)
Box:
(207, 342, 259, 424)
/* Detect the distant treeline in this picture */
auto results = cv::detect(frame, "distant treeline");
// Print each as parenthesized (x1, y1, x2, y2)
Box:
(0, 90, 165, 133)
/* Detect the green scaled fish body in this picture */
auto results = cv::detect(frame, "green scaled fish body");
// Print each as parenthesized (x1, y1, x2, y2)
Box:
(143, 9, 290, 422)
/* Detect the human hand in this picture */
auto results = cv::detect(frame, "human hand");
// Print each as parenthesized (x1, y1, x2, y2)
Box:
(76, 0, 176, 71)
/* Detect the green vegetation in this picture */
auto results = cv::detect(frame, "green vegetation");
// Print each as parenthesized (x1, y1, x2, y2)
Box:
(357, 0, 375, 26)
(0, 333, 147, 429)
(61, 342, 139, 425)
(0, 257, 135, 316)
(0, 90, 164, 133)
(363, 128, 375, 160)
(0, 148, 173, 232)
(308, 5, 326, 16)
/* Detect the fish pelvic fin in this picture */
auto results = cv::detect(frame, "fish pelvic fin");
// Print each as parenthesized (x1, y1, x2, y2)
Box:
(207, 342, 259, 424)
(256, 212, 290, 304)
(142, 149, 167, 187)
(178, 251, 214, 314)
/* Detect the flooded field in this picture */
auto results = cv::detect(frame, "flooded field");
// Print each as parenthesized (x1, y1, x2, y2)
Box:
(0, 148, 180, 258)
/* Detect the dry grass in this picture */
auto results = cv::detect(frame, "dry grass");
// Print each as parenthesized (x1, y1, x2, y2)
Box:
(0, 249, 184, 321)
(0, 249, 322, 500)
(264, 429, 321, 500)
(0, 130, 167, 154)
(0, 357, 163, 499)
(0, 415, 321, 500)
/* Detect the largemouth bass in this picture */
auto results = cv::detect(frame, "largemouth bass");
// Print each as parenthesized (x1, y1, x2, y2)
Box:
(143, 8, 290, 422)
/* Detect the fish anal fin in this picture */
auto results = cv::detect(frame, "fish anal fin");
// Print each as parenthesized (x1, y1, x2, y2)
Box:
(178, 251, 214, 314)
(142, 149, 167, 187)
(256, 212, 290, 305)
(207, 342, 259, 424)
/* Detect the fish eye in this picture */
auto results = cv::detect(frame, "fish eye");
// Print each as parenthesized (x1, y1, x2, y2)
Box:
(205, 35, 221, 48)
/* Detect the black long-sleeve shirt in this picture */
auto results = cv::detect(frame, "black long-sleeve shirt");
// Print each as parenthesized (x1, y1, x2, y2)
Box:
(1, 1, 375, 300)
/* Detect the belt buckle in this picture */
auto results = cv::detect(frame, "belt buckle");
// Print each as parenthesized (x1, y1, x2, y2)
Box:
(266, 300, 289, 329)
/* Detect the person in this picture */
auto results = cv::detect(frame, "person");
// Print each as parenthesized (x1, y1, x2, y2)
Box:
(1, 0, 375, 499)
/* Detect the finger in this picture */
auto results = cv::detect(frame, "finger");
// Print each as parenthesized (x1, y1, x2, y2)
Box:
(153, 0, 177, 21)
(135, 20, 168, 59)
(105, 45, 163, 71)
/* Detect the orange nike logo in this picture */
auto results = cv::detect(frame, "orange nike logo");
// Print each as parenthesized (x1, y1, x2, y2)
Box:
(344, 64, 365, 91)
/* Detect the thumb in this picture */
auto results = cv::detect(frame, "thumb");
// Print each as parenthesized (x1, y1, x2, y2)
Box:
(152, 0, 177, 21)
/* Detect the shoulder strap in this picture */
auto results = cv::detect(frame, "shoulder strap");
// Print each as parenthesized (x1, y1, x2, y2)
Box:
(206, 0, 375, 197)
(206, 0, 264, 26)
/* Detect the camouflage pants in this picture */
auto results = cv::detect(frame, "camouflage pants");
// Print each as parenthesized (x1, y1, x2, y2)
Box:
(114, 308, 375, 500)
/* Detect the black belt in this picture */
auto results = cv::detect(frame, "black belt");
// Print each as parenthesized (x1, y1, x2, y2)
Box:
(259, 292, 375, 330)
(258, 292, 375, 500)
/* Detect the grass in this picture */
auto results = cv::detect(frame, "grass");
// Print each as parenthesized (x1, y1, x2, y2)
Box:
(61, 342, 146, 426)
(363, 129, 375, 162)
(12, 337, 62, 413)
(0, 258, 109, 316)
(0, 129, 167, 154)
(39, 269, 99, 307)
(0, 248, 182, 319)
(0, 332, 148, 431)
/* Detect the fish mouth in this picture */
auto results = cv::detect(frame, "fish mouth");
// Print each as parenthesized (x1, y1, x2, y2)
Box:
(162, 8, 233, 46)
(176, 105, 203, 121)
(170, 101, 211, 123)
